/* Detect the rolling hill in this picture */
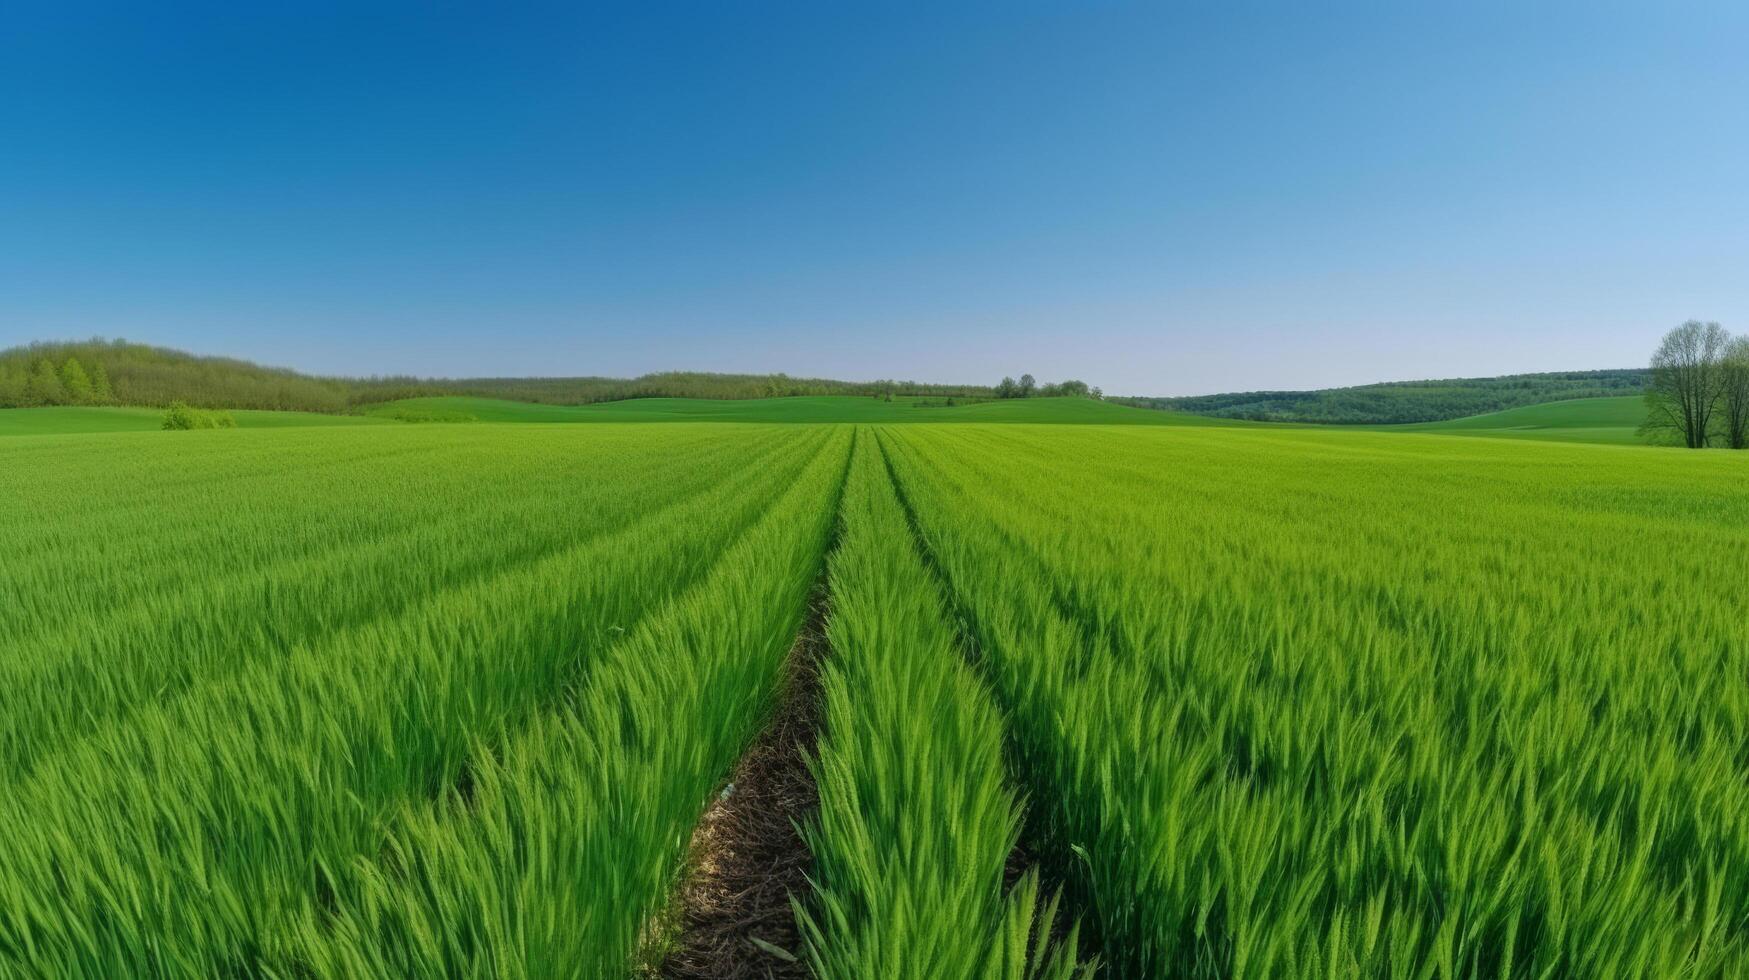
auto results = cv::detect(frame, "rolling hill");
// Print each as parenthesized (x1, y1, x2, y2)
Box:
(1385, 396, 1649, 445)
(1127, 369, 1649, 424)
(3, 338, 1662, 432)
(362, 394, 1238, 425)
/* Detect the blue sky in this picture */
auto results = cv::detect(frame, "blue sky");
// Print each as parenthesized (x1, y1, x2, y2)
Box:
(3, 2, 1745, 395)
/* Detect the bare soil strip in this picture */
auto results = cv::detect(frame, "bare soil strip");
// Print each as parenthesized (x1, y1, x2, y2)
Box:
(656, 579, 830, 979)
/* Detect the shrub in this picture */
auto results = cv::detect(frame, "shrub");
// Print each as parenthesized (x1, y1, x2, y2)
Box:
(379, 408, 477, 423)
(161, 402, 237, 430)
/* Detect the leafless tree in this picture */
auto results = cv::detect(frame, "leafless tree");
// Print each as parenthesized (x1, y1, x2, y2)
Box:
(1643, 320, 1729, 448)
(1718, 335, 1749, 450)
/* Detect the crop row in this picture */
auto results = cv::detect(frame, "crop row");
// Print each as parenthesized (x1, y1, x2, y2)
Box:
(0, 425, 757, 641)
(279, 427, 852, 977)
(798, 432, 1085, 978)
(0, 424, 842, 977)
(0, 426, 806, 777)
(5, 420, 1746, 978)
(879, 424, 1749, 978)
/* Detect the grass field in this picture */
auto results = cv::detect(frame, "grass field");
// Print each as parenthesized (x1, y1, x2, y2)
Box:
(362, 393, 1243, 425)
(1382, 395, 1649, 444)
(0, 405, 387, 436)
(2, 411, 1744, 978)
(1, 394, 1643, 443)
(878, 424, 1747, 977)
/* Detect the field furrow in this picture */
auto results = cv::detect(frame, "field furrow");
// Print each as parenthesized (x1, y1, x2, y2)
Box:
(267, 427, 854, 978)
(5, 412, 1746, 980)
(795, 429, 1087, 979)
(0, 424, 831, 977)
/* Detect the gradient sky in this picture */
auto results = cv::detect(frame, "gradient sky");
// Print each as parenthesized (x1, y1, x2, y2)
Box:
(3, 2, 1746, 395)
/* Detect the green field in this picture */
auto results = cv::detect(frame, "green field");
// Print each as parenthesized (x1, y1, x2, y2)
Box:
(1383, 395, 1649, 444)
(363, 393, 1241, 425)
(2, 413, 1745, 978)
(4, 394, 1639, 444)
(0, 405, 387, 436)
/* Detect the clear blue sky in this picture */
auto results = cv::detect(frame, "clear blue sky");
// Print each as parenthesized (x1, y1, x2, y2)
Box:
(3, 2, 1746, 395)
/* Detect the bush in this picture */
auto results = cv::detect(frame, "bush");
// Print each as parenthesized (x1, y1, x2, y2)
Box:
(378, 408, 477, 423)
(161, 402, 237, 430)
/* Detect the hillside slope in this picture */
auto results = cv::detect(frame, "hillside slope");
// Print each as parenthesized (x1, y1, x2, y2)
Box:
(1129, 369, 1648, 424)
(1384, 396, 1649, 445)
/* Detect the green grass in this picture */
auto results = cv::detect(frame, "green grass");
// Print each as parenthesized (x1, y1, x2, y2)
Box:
(880, 423, 1748, 977)
(363, 393, 1242, 425)
(3, 418, 1745, 977)
(799, 433, 1086, 979)
(0, 422, 841, 976)
(1382, 395, 1649, 444)
(0, 405, 386, 436)
(285, 428, 850, 977)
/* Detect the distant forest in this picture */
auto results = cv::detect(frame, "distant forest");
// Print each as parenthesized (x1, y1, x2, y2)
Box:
(0, 340, 356, 412)
(1116, 369, 1650, 424)
(0, 340, 996, 412)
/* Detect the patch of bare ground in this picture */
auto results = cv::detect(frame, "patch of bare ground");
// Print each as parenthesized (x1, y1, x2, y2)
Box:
(652, 581, 829, 979)
(1003, 836, 1081, 956)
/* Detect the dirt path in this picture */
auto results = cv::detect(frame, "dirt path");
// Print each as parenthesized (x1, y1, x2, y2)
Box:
(655, 580, 830, 979)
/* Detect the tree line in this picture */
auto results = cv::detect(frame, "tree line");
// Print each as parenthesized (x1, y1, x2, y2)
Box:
(0, 353, 115, 407)
(1123, 369, 1651, 425)
(0, 340, 354, 412)
(369, 371, 1002, 406)
(3, 341, 929, 412)
(993, 373, 1102, 399)
(1643, 320, 1749, 449)
(6, 339, 1121, 413)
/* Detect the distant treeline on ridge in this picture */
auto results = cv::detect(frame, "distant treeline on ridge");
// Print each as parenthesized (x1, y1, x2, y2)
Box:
(0, 339, 999, 413)
(0, 340, 355, 413)
(1117, 369, 1649, 424)
(355, 371, 996, 406)
(2, 337, 1651, 425)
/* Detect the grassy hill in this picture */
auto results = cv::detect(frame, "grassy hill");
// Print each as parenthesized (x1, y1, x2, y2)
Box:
(5, 337, 1659, 433)
(10, 395, 1652, 443)
(363, 394, 1236, 425)
(2, 337, 1671, 442)
(1129, 369, 1648, 424)
(1382, 396, 1649, 445)
(0, 406, 386, 437)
